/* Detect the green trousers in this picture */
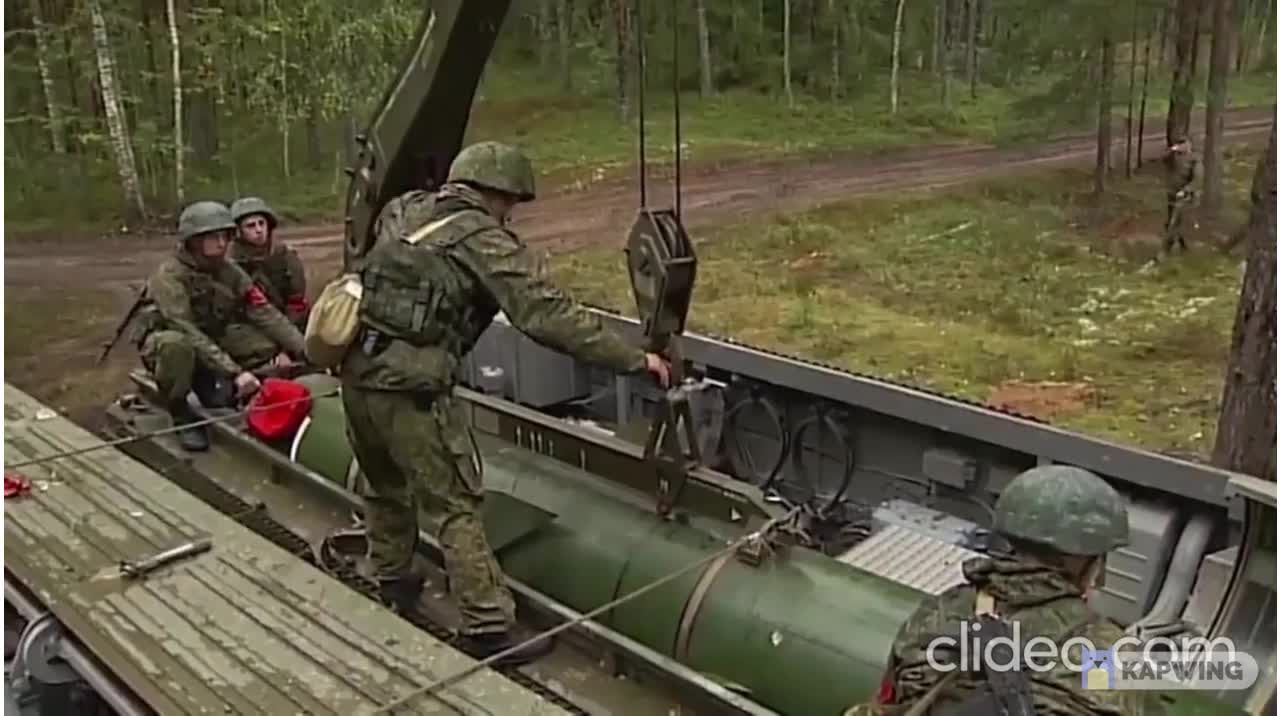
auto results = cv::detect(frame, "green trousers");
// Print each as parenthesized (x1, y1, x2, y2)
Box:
(139, 324, 278, 403)
(340, 384, 516, 636)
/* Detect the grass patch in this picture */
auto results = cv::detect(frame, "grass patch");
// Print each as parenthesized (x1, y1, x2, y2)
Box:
(551, 148, 1261, 457)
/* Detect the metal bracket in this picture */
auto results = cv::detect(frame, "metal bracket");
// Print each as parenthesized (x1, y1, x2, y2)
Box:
(9, 613, 77, 690)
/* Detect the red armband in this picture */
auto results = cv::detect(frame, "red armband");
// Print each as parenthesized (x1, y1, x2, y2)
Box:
(246, 285, 270, 308)
(287, 294, 309, 315)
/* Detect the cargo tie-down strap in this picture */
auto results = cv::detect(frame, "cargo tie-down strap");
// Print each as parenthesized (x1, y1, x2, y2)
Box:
(371, 505, 803, 714)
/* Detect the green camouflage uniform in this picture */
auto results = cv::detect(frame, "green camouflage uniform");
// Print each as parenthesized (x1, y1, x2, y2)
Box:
(135, 243, 307, 404)
(876, 556, 1166, 715)
(341, 142, 646, 639)
(231, 197, 310, 328)
(845, 465, 1168, 716)
(1164, 147, 1202, 254)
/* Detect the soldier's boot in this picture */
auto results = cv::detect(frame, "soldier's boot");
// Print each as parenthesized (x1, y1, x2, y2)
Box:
(168, 400, 209, 452)
(376, 573, 427, 615)
(191, 369, 235, 409)
(459, 624, 555, 667)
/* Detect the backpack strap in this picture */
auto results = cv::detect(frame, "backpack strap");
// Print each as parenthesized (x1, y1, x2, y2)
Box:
(402, 213, 466, 245)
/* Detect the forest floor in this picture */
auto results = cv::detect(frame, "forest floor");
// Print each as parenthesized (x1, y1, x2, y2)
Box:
(4, 106, 1272, 459)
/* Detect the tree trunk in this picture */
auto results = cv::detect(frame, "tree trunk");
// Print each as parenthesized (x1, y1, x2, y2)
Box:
(829, 0, 841, 99)
(279, 11, 290, 183)
(558, 0, 572, 93)
(1096, 33, 1115, 195)
(166, 0, 183, 205)
(612, 0, 630, 122)
(1126, 0, 1140, 177)
(88, 0, 145, 220)
(30, 0, 65, 155)
(1167, 0, 1202, 145)
(1138, 13, 1156, 167)
(891, 0, 907, 114)
(1255, 0, 1274, 69)
(931, 0, 942, 74)
(696, 0, 713, 96)
(1235, 0, 1253, 71)
(1202, 0, 1234, 216)
(1211, 123, 1276, 481)
(966, 0, 977, 98)
(783, 0, 793, 107)
(539, 0, 553, 70)
(139, 0, 161, 106)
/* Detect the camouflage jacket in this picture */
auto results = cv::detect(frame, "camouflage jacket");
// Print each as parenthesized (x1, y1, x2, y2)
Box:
(1165, 150, 1202, 199)
(875, 556, 1167, 716)
(343, 183, 646, 392)
(231, 239, 308, 324)
(136, 246, 307, 375)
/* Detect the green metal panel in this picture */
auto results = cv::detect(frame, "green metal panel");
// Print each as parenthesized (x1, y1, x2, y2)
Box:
(683, 550, 923, 714)
(292, 374, 355, 489)
(608, 519, 724, 654)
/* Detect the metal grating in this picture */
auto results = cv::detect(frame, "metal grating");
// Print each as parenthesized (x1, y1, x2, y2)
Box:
(837, 523, 984, 596)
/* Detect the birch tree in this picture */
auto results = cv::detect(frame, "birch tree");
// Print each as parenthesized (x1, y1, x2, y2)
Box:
(89, 0, 146, 219)
(167, 0, 184, 204)
(891, 0, 908, 114)
(30, 0, 65, 155)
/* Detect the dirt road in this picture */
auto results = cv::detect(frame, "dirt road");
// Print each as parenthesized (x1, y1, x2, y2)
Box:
(5, 106, 1272, 419)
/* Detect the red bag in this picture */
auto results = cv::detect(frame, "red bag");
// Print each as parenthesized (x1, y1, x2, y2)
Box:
(246, 378, 312, 441)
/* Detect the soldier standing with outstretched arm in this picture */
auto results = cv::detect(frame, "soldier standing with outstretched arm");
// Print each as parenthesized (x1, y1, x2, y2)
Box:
(342, 141, 671, 666)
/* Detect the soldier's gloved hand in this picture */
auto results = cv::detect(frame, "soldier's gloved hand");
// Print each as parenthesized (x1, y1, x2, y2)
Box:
(644, 353, 672, 389)
(271, 352, 295, 370)
(234, 371, 262, 399)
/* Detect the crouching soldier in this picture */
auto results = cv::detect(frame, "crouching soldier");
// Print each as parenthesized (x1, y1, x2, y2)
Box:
(133, 200, 308, 451)
(231, 196, 309, 328)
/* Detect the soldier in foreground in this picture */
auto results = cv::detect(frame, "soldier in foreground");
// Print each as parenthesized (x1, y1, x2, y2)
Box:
(341, 141, 672, 664)
(1162, 136, 1202, 257)
(231, 196, 310, 328)
(134, 200, 307, 451)
(847, 465, 1166, 715)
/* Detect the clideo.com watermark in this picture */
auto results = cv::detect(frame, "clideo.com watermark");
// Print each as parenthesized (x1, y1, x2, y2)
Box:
(925, 622, 1260, 690)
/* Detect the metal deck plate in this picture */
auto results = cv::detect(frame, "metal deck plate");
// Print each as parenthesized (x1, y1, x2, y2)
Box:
(836, 523, 983, 596)
(3, 384, 568, 716)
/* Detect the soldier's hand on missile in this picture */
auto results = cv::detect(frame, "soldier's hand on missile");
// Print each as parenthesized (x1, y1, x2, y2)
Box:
(235, 371, 262, 399)
(644, 352, 672, 388)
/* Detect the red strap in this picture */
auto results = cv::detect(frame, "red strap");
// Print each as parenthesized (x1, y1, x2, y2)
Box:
(5, 472, 31, 498)
(287, 294, 309, 315)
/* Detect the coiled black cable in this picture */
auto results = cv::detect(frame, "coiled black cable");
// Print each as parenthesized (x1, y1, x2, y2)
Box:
(722, 388, 788, 487)
(782, 406, 855, 515)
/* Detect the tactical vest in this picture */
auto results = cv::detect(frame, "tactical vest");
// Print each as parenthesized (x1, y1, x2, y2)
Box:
(357, 209, 500, 357)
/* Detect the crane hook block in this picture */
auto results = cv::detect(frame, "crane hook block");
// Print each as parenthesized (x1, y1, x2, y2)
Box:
(625, 208, 697, 353)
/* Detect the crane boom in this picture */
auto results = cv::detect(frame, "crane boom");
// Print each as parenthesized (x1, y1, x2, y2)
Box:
(342, 1, 513, 268)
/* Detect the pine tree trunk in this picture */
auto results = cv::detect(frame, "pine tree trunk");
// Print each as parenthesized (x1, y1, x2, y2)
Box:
(783, 0, 793, 107)
(1138, 14, 1156, 167)
(1235, 0, 1253, 71)
(1255, 0, 1273, 69)
(1211, 122, 1277, 481)
(1202, 0, 1234, 216)
(966, 0, 977, 98)
(931, 0, 942, 74)
(829, 0, 841, 100)
(1167, 0, 1202, 145)
(612, 0, 630, 122)
(30, 0, 65, 155)
(558, 0, 572, 93)
(88, 0, 145, 220)
(1096, 33, 1115, 194)
(166, 0, 183, 205)
(941, 0, 952, 108)
(539, 0, 553, 70)
(891, 0, 907, 114)
(696, 0, 713, 96)
(1126, 0, 1140, 177)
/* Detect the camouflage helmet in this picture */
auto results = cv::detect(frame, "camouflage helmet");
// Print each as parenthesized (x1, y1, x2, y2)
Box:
(177, 200, 237, 242)
(993, 465, 1128, 557)
(446, 141, 536, 202)
(230, 196, 279, 229)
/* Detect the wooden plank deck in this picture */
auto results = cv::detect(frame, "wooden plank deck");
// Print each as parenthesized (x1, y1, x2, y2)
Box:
(3, 384, 568, 716)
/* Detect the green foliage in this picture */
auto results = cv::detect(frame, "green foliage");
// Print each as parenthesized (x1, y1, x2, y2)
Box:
(2, 0, 1274, 232)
